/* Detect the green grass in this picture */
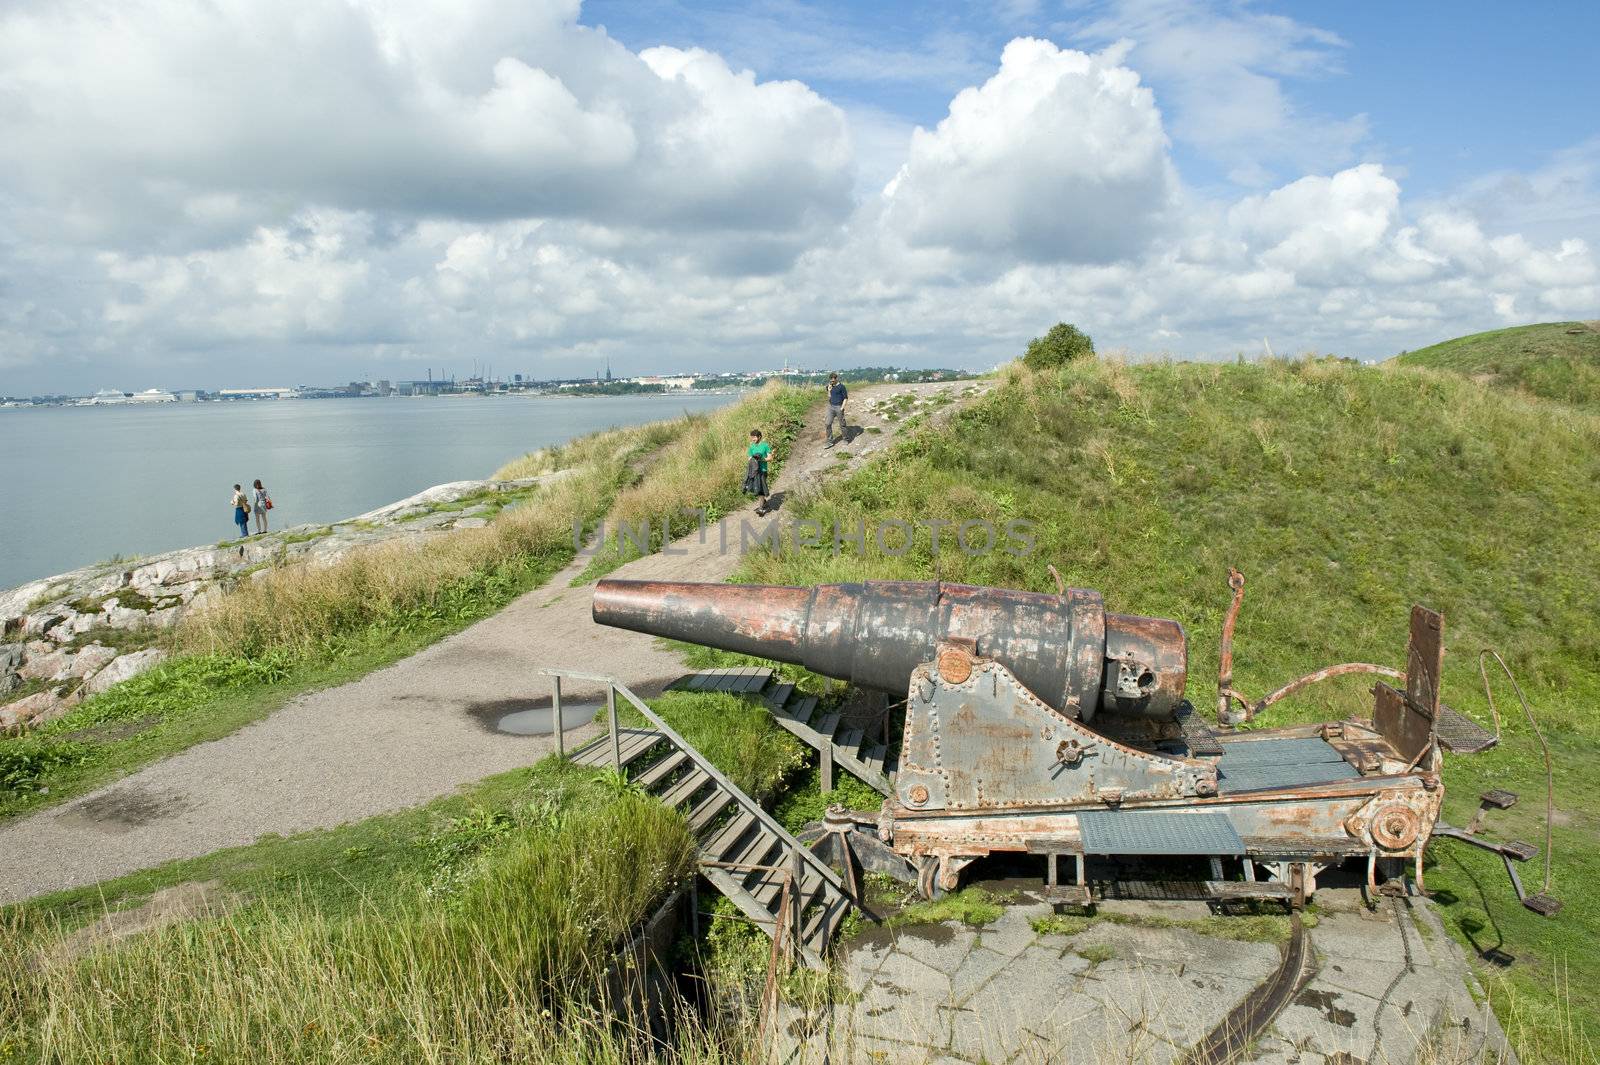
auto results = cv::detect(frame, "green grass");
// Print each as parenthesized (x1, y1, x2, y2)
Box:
(1395, 321, 1600, 408)
(573, 385, 816, 582)
(1, 759, 696, 1064)
(1029, 910, 1296, 946)
(885, 886, 1005, 929)
(726, 355, 1600, 1063)
(620, 690, 808, 806)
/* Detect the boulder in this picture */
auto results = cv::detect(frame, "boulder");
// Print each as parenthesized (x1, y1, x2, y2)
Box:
(0, 643, 22, 672)
(24, 639, 53, 658)
(84, 648, 168, 695)
(0, 672, 16, 694)
(65, 644, 118, 679)
(105, 602, 149, 629)
(19, 648, 73, 682)
(0, 688, 66, 730)
(21, 611, 65, 637)
(453, 517, 489, 529)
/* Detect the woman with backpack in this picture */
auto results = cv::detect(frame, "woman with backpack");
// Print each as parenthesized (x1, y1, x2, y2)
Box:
(252, 478, 273, 534)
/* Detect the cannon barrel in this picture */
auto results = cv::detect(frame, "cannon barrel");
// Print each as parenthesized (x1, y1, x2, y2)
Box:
(592, 579, 1186, 722)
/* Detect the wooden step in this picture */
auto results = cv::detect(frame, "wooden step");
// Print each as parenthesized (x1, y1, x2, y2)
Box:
(657, 768, 712, 810)
(862, 743, 888, 776)
(687, 790, 735, 835)
(571, 728, 662, 769)
(766, 682, 797, 709)
(725, 831, 784, 878)
(835, 726, 864, 757)
(785, 695, 819, 729)
(633, 749, 692, 791)
(811, 710, 841, 742)
(704, 810, 759, 860)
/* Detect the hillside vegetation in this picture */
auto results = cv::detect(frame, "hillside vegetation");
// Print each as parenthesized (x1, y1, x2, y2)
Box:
(1395, 320, 1600, 408)
(735, 355, 1600, 1063)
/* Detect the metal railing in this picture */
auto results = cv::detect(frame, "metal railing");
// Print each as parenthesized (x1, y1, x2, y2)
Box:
(536, 669, 853, 928)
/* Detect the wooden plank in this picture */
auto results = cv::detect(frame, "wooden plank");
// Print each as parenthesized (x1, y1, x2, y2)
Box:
(811, 710, 841, 742)
(688, 791, 735, 835)
(657, 768, 711, 809)
(703, 810, 759, 860)
(633, 749, 691, 791)
(835, 726, 864, 757)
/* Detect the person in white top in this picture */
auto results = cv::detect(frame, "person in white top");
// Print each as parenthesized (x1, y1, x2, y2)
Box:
(252, 479, 272, 534)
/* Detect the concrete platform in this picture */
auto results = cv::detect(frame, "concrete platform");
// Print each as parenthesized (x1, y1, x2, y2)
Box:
(773, 887, 1517, 1065)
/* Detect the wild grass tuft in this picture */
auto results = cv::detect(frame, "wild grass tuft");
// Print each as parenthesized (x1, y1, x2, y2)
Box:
(0, 761, 694, 1064)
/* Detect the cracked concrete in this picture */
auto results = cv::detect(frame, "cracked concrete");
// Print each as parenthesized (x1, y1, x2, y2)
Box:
(773, 887, 1516, 1065)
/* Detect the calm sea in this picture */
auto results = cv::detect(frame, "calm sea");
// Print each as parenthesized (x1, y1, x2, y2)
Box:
(0, 393, 739, 591)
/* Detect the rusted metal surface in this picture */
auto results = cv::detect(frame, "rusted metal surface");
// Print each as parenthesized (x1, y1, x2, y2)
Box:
(594, 578, 1186, 723)
(1217, 568, 1246, 725)
(591, 577, 1486, 907)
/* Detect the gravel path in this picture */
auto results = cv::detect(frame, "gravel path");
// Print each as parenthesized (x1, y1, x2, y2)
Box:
(0, 381, 985, 903)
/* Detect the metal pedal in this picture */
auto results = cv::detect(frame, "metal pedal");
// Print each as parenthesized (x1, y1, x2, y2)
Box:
(1500, 840, 1538, 862)
(1466, 789, 1520, 834)
(1522, 893, 1563, 917)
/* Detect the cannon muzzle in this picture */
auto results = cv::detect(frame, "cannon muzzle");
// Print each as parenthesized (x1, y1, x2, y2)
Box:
(593, 579, 1186, 722)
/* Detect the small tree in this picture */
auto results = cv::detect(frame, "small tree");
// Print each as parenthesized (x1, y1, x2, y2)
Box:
(1023, 322, 1095, 370)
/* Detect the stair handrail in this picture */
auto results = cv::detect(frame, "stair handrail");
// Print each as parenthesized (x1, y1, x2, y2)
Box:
(537, 668, 853, 901)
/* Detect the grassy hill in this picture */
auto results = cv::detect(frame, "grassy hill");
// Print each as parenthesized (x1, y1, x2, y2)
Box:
(1395, 320, 1600, 407)
(736, 355, 1600, 1063)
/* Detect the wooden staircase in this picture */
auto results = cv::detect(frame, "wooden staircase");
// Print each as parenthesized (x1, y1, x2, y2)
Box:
(669, 667, 894, 796)
(550, 671, 858, 969)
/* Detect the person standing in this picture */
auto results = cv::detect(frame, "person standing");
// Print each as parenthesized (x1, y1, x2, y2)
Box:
(745, 429, 772, 515)
(231, 484, 251, 539)
(252, 478, 272, 534)
(825, 372, 848, 447)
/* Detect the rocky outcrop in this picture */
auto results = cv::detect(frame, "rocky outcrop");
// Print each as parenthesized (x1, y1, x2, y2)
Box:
(0, 472, 565, 730)
(84, 648, 169, 696)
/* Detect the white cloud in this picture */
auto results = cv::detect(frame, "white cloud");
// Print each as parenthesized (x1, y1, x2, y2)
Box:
(0, 0, 852, 249)
(0, 6, 1595, 394)
(1070, 0, 1369, 182)
(881, 38, 1177, 263)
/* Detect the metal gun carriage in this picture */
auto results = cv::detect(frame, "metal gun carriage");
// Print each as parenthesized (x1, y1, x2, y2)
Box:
(593, 575, 1556, 913)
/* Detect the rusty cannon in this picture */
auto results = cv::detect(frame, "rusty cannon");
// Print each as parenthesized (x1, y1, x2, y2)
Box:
(593, 577, 1558, 913)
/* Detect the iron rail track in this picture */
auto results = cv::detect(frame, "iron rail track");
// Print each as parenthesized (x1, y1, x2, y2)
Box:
(1182, 912, 1312, 1065)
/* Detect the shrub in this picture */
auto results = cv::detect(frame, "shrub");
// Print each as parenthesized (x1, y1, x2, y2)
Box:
(1022, 322, 1095, 369)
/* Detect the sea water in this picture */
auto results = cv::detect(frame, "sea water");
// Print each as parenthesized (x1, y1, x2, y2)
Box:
(0, 393, 738, 591)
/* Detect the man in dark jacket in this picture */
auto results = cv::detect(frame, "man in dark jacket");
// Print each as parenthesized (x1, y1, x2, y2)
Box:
(825, 373, 848, 447)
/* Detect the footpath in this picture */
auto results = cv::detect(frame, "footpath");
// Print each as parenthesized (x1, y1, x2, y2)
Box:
(0, 381, 978, 903)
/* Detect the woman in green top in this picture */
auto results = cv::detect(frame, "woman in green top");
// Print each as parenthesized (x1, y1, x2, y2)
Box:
(745, 428, 772, 515)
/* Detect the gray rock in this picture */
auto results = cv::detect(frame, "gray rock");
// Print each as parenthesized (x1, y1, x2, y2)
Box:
(0, 688, 68, 730)
(453, 517, 489, 529)
(66, 644, 118, 679)
(19, 648, 73, 682)
(0, 643, 22, 672)
(84, 648, 168, 695)
(105, 603, 149, 629)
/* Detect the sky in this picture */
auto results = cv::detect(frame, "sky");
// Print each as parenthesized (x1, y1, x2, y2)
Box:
(1, 0, 1597, 394)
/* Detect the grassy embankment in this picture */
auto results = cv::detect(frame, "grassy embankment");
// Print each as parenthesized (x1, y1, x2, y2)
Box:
(0, 385, 810, 821)
(0, 760, 699, 1064)
(1395, 320, 1600, 408)
(0, 688, 812, 1063)
(555, 385, 814, 582)
(719, 353, 1598, 1064)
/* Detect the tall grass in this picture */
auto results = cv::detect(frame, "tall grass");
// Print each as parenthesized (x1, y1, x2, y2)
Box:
(178, 468, 607, 658)
(729, 355, 1600, 1062)
(1, 778, 694, 1064)
(577, 383, 814, 578)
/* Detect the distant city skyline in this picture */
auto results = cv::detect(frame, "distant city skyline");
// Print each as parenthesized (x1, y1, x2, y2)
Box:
(2, 1, 1596, 394)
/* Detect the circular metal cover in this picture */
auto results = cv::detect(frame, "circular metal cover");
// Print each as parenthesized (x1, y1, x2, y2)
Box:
(1371, 803, 1421, 850)
(938, 648, 973, 685)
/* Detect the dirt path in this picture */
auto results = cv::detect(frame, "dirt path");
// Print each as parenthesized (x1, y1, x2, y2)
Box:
(0, 381, 986, 904)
